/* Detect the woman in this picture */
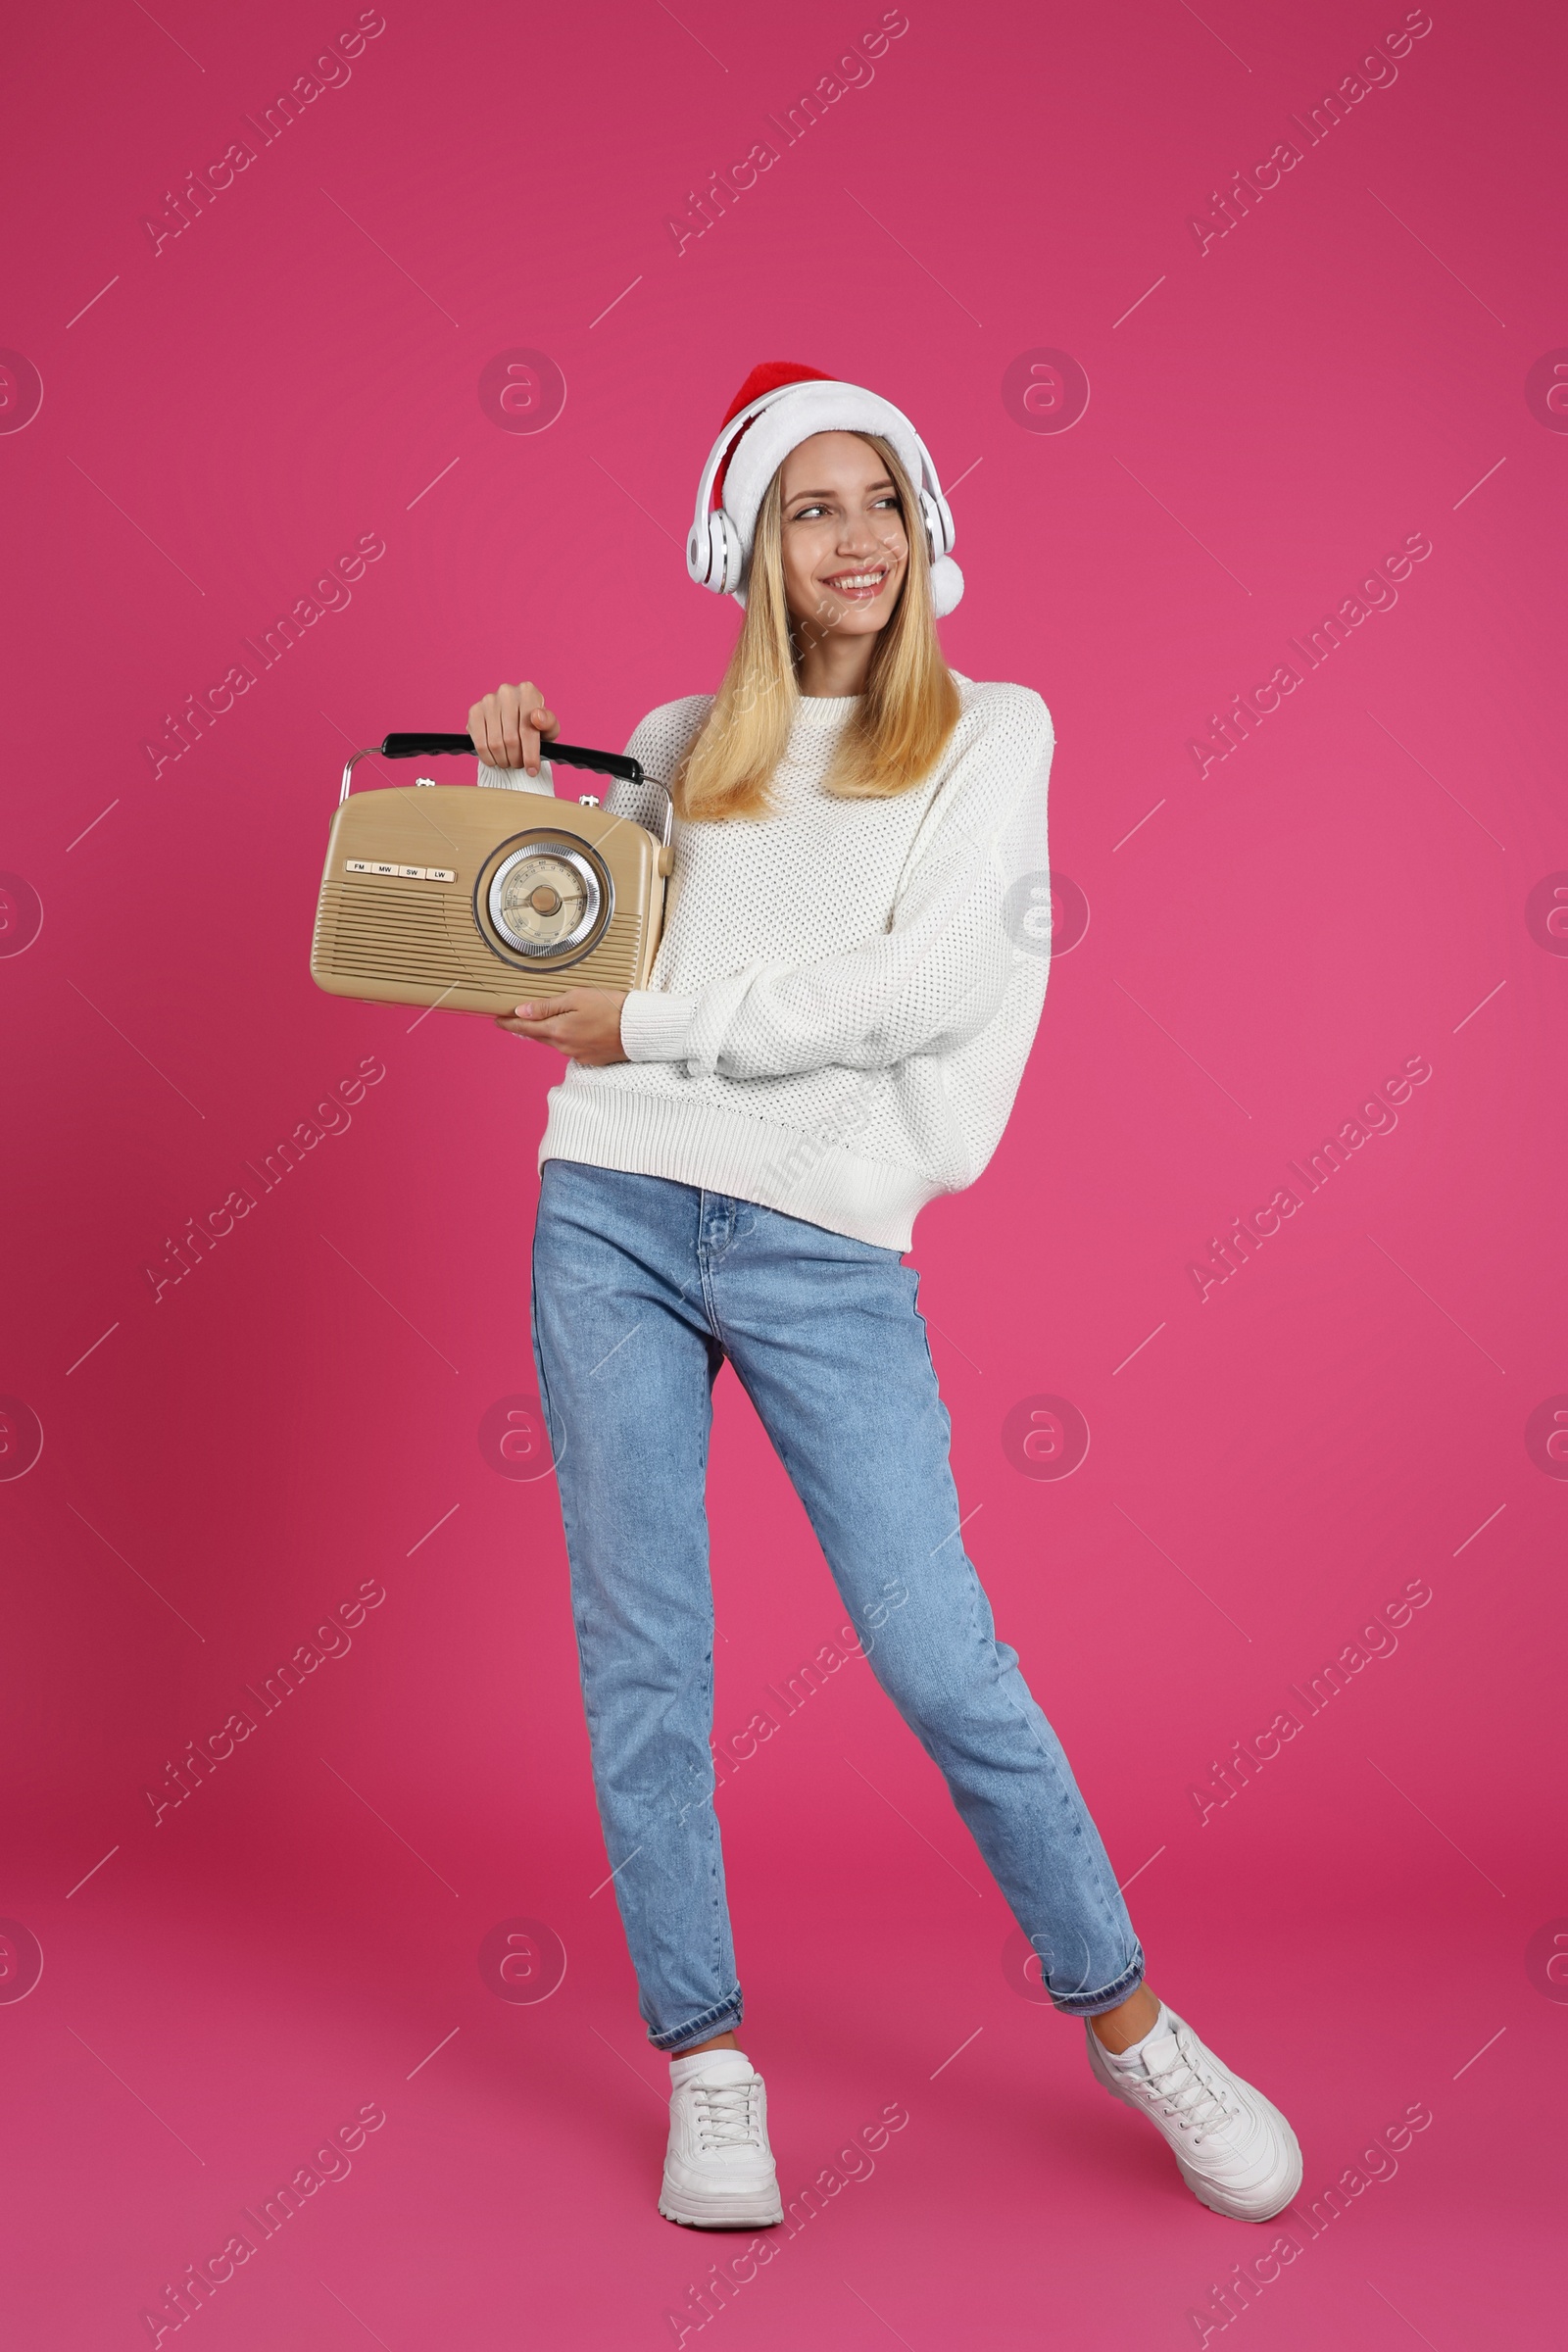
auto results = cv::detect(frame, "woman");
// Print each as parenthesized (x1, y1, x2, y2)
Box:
(468, 364, 1300, 2230)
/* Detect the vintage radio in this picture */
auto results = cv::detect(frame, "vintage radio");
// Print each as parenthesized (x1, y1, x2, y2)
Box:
(310, 731, 673, 1017)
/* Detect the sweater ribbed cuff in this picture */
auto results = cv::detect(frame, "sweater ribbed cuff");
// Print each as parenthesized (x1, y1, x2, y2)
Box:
(619, 990, 700, 1063)
(476, 758, 555, 795)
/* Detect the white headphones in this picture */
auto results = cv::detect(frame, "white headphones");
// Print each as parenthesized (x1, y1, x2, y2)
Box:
(685, 381, 957, 599)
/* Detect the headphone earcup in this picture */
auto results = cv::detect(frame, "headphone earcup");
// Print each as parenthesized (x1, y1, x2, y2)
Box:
(919, 484, 956, 561)
(713, 510, 745, 595)
(688, 510, 744, 594)
(689, 512, 722, 591)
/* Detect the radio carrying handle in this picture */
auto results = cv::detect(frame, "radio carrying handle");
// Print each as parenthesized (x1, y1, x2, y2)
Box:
(338, 732, 672, 847)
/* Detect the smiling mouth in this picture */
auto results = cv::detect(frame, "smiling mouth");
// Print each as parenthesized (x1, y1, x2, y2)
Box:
(820, 564, 892, 599)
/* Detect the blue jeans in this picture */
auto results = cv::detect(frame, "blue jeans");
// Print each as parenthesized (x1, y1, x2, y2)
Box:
(529, 1161, 1144, 2053)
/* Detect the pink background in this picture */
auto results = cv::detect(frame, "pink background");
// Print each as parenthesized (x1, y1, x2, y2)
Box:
(2, 1, 1563, 2343)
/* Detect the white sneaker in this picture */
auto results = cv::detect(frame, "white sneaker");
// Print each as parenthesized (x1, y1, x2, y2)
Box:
(1086, 2005, 1302, 2221)
(659, 2048, 784, 2230)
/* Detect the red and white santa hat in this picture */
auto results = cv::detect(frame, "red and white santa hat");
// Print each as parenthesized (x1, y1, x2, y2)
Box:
(693, 360, 964, 617)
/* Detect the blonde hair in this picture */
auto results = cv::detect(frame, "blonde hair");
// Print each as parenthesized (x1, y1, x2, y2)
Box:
(674, 434, 961, 822)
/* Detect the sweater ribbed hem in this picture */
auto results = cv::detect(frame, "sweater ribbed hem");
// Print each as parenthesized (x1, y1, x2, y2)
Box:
(538, 1086, 935, 1250)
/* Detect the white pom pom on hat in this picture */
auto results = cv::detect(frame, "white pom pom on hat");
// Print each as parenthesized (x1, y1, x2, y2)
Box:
(927, 554, 964, 618)
(705, 360, 964, 615)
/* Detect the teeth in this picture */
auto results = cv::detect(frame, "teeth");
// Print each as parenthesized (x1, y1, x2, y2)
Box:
(829, 570, 884, 588)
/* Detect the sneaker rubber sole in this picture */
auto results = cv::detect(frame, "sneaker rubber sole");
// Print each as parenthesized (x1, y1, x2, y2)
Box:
(658, 2179, 785, 2230)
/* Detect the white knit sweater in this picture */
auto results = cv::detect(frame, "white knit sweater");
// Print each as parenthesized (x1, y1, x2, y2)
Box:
(477, 672, 1054, 1250)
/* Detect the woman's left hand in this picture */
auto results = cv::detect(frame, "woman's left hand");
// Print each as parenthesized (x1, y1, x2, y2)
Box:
(496, 988, 629, 1064)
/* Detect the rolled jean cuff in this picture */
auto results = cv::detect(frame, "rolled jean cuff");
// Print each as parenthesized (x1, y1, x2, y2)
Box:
(1048, 1942, 1147, 2018)
(650, 1986, 746, 2055)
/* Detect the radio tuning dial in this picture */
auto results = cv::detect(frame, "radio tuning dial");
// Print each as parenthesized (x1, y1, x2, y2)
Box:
(486, 842, 605, 958)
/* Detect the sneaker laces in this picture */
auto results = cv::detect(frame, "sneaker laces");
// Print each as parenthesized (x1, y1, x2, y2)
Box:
(695, 2078, 760, 2151)
(1140, 2036, 1236, 2146)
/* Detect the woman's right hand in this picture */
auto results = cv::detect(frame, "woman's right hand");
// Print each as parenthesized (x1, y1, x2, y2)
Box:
(467, 682, 559, 777)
